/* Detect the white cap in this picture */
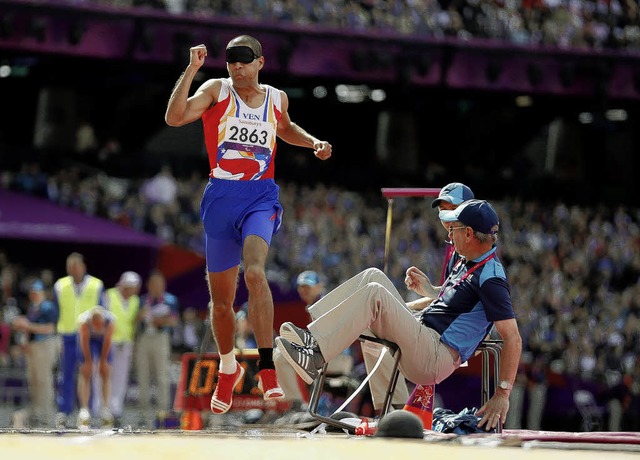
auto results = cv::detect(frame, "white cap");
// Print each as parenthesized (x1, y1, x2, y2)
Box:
(90, 305, 106, 317)
(118, 271, 141, 288)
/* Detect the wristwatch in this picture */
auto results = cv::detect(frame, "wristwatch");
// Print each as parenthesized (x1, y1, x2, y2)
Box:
(498, 380, 513, 390)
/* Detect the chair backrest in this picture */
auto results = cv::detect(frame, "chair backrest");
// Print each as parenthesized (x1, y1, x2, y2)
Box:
(573, 389, 602, 431)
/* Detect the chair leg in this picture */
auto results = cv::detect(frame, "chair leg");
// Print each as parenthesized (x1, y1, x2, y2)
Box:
(481, 349, 490, 406)
(490, 345, 502, 433)
(307, 364, 358, 432)
(478, 341, 503, 433)
(307, 337, 402, 433)
(380, 348, 401, 418)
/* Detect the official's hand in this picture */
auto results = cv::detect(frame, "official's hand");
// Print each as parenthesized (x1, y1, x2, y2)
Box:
(189, 44, 208, 69)
(405, 266, 430, 296)
(313, 141, 332, 160)
(476, 392, 510, 431)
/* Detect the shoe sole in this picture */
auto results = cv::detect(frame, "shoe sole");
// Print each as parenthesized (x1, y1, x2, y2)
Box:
(77, 419, 91, 430)
(257, 369, 285, 400)
(275, 337, 316, 385)
(280, 323, 306, 346)
(262, 386, 285, 400)
(280, 322, 317, 348)
(210, 365, 245, 415)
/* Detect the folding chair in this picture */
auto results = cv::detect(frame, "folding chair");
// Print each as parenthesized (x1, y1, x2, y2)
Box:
(308, 335, 402, 433)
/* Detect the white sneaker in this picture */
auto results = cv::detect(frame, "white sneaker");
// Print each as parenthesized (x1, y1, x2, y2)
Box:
(101, 407, 114, 427)
(77, 408, 91, 430)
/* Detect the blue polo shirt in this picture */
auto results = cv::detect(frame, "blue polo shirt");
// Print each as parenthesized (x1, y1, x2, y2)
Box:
(420, 247, 514, 362)
(27, 300, 59, 342)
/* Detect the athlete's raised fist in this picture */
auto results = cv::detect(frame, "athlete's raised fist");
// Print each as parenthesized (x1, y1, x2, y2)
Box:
(190, 44, 208, 68)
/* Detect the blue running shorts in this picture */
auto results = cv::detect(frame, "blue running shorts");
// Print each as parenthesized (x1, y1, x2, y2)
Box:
(201, 178, 283, 273)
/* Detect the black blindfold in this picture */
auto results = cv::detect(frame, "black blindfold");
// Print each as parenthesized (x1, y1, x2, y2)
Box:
(226, 46, 259, 64)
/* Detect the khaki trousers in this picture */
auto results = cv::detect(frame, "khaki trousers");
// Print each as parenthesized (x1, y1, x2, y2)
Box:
(136, 331, 172, 412)
(25, 337, 58, 425)
(308, 268, 460, 409)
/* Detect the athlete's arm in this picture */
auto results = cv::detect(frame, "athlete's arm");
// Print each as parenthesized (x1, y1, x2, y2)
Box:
(165, 44, 219, 127)
(101, 321, 114, 362)
(276, 91, 332, 160)
(79, 322, 91, 364)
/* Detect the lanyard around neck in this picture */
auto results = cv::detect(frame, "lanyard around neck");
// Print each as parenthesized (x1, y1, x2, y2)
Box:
(438, 252, 496, 299)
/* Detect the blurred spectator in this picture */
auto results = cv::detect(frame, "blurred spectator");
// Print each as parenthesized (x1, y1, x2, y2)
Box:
(53, 252, 105, 428)
(10, 280, 59, 428)
(1, 276, 22, 367)
(13, 162, 48, 197)
(75, 119, 98, 155)
(234, 302, 257, 350)
(136, 270, 179, 423)
(104, 271, 141, 425)
(8, 0, 640, 53)
(174, 307, 204, 353)
(76, 305, 115, 429)
(141, 165, 178, 206)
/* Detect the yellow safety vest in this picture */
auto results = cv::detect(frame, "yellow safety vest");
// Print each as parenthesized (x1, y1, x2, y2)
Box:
(106, 287, 139, 344)
(55, 275, 103, 334)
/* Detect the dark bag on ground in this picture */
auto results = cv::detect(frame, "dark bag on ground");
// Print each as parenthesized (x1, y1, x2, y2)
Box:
(432, 407, 496, 434)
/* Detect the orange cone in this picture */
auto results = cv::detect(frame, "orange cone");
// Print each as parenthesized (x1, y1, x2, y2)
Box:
(402, 384, 434, 430)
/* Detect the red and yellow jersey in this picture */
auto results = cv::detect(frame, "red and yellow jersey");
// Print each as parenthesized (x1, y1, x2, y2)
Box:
(202, 78, 282, 181)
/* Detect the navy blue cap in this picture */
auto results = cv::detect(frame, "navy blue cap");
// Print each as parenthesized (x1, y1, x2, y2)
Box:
(30, 280, 45, 291)
(439, 199, 499, 235)
(296, 270, 319, 286)
(431, 182, 474, 208)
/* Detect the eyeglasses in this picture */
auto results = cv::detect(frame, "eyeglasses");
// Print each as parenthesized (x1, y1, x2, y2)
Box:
(447, 226, 467, 238)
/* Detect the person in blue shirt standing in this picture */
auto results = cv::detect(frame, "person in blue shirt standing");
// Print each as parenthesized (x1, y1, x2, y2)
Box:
(10, 279, 59, 428)
(136, 269, 179, 425)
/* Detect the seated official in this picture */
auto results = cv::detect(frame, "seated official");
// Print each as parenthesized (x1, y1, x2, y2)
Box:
(276, 200, 522, 431)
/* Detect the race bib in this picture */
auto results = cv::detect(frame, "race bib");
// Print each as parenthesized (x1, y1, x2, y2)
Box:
(224, 117, 275, 155)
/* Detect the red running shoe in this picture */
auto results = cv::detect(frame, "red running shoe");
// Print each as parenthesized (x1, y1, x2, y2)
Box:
(257, 368, 285, 400)
(210, 363, 245, 415)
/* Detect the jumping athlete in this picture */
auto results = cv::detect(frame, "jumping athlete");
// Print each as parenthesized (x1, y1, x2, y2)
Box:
(165, 34, 332, 414)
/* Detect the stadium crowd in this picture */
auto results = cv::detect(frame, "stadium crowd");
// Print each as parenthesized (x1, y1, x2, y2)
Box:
(1, 158, 640, 430)
(53, 0, 640, 51)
